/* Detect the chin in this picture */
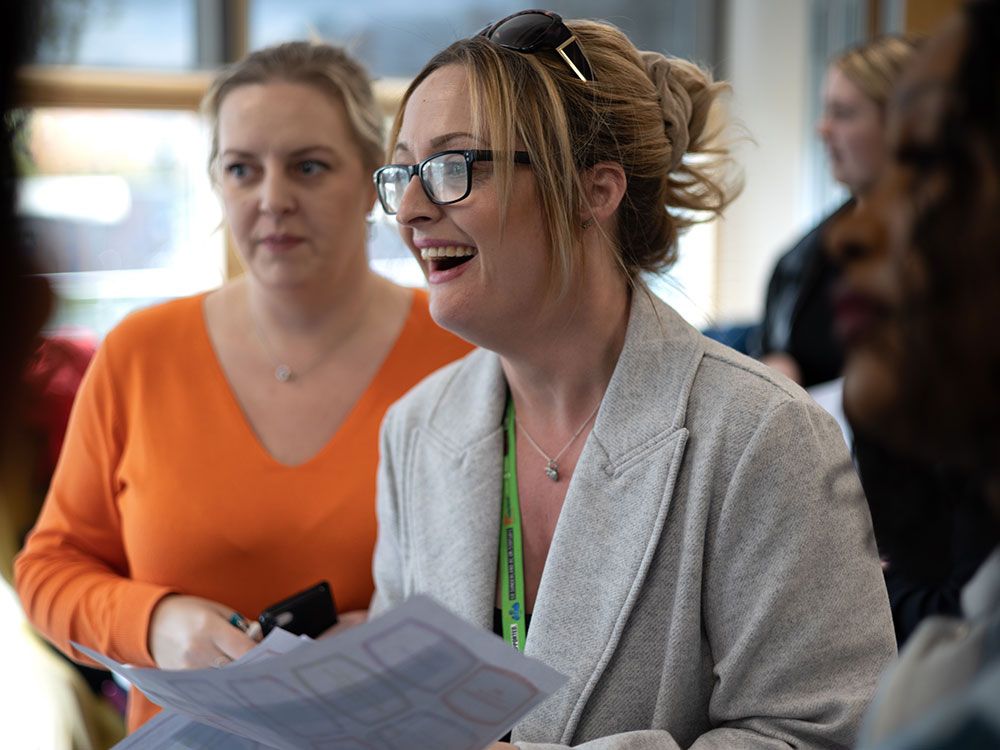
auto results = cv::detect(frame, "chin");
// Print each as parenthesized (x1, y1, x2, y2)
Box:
(842, 344, 926, 460)
(844, 347, 977, 468)
(427, 292, 482, 346)
(842, 351, 899, 440)
(255, 269, 313, 292)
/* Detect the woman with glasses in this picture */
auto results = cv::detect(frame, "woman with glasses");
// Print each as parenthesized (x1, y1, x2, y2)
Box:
(14, 41, 470, 733)
(370, 10, 895, 748)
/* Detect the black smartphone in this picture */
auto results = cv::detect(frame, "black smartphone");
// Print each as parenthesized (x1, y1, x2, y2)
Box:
(258, 581, 338, 638)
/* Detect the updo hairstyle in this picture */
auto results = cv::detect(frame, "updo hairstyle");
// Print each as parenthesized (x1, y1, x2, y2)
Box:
(387, 18, 740, 296)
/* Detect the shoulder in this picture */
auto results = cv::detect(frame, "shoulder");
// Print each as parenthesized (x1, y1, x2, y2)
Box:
(96, 293, 208, 379)
(103, 293, 206, 352)
(694, 334, 835, 440)
(680, 339, 855, 497)
(697, 335, 803, 404)
(635, 290, 807, 416)
(861, 600, 1000, 748)
(637, 293, 835, 448)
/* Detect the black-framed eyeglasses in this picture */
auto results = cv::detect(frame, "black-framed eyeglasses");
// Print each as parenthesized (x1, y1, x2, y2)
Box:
(373, 149, 531, 215)
(478, 9, 595, 83)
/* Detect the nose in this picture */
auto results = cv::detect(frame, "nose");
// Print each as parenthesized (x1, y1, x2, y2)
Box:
(259, 170, 296, 216)
(816, 115, 832, 142)
(395, 170, 439, 228)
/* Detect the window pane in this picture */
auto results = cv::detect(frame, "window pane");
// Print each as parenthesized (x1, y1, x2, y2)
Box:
(35, 0, 197, 70)
(804, 0, 867, 223)
(18, 109, 224, 338)
(368, 209, 426, 289)
(249, 0, 716, 79)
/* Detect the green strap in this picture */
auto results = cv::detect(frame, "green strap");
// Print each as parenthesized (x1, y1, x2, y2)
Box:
(499, 395, 527, 651)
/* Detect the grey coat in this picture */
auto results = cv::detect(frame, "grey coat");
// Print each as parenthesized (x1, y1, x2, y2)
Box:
(371, 291, 896, 749)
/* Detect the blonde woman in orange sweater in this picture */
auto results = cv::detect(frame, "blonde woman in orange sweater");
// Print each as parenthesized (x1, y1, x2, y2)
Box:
(14, 41, 470, 733)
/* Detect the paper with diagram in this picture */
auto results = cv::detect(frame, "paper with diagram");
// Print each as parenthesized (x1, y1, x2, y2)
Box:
(79, 595, 565, 750)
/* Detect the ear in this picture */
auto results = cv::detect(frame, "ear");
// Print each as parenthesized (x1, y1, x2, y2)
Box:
(579, 161, 627, 225)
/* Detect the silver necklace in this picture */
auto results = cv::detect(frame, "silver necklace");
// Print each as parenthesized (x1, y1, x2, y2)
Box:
(516, 401, 601, 482)
(248, 311, 338, 383)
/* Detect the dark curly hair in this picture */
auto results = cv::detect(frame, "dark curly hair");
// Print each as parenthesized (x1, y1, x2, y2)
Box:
(854, 0, 1000, 591)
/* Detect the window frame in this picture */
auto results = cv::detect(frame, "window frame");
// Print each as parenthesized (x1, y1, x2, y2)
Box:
(16, 64, 408, 280)
(16, 0, 726, 326)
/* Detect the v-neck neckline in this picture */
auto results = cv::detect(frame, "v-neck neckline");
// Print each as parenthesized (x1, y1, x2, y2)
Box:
(196, 289, 417, 469)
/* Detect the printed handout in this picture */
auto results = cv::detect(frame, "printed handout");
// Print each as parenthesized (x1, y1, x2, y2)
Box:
(78, 595, 566, 750)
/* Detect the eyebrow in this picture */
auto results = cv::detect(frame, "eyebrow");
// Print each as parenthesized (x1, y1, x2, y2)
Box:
(220, 145, 338, 159)
(394, 131, 480, 156)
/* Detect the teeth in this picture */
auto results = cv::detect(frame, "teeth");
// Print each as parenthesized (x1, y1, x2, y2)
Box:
(420, 246, 477, 260)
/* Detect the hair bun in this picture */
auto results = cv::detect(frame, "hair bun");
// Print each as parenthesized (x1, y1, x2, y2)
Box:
(641, 50, 713, 171)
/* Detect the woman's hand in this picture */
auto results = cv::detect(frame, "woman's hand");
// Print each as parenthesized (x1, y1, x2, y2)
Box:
(149, 594, 258, 670)
(317, 609, 368, 639)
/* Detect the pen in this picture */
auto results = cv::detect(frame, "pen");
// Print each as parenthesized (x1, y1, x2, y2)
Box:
(229, 611, 263, 641)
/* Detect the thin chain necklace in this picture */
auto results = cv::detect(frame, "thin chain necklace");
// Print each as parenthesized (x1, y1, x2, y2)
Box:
(516, 401, 601, 482)
(248, 308, 340, 384)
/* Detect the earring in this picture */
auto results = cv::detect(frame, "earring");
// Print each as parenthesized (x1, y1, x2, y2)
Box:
(581, 218, 595, 230)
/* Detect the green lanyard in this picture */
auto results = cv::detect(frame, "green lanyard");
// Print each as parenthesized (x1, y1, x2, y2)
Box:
(499, 395, 527, 651)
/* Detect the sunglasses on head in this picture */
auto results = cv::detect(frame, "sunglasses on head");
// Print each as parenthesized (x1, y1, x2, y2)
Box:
(477, 9, 595, 83)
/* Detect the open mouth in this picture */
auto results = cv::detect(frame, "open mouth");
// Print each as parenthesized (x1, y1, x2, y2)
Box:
(420, 245, 478, 272)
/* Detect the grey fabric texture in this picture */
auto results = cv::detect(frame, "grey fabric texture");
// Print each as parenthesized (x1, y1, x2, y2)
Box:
(371, 290, 896, 749)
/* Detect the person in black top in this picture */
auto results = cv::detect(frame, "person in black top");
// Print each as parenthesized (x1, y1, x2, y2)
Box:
(854, 433, 998, 644)
(750, 200, 853, 387)
(750, 35, 918, 387)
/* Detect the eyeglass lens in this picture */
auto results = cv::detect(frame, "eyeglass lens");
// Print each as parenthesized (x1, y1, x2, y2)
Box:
(423, 153, 469, 203)
(377, 152, 471, 214)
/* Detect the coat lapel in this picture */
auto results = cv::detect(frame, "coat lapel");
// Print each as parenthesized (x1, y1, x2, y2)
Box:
(517, 291, 704, 743)
(408, 350, 508, 632)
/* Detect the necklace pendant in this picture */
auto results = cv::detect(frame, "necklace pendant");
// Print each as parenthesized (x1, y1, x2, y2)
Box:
(274, 364, 293, 382)
(544, 461, 559, 482)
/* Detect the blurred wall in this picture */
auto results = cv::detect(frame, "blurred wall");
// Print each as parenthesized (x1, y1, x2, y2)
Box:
(716, 0, 811, 323)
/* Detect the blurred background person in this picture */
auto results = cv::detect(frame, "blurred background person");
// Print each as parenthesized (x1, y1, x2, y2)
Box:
(854, 419, 997, 645)
(1, 2, 126, 747)
(828, 0, 1000, 744)
(747, 35, 918, 388)
(14, 40, 470, 734)
(748, 33, 991, 648)
(819, 33, 995, 647)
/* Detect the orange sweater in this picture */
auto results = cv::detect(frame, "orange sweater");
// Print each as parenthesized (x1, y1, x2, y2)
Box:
(14, 289, 471, 732)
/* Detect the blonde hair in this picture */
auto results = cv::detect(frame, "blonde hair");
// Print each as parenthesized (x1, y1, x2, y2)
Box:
(201, 41, 383, 177)
(834, 35, 920, 109)
(387, 19, 740, 295)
